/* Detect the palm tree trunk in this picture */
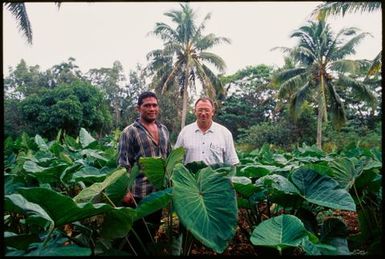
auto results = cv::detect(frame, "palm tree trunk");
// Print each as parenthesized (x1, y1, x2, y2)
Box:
(316, 75, 327, 149)
(316, 103, 323, 149)
(180, 63, 190, 130)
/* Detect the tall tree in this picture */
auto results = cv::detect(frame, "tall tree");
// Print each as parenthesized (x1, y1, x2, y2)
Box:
(18, 80, 112, 139)
(50, 57, 85, 86)
(120, 64, 149, 127)
(87, 61, 126, 128)
(271, 19, 377, 149)
(147, 3, 231, 129)
(4, 58, 86, 100)
(217, 65, 277, 139)
(4, 59, 44, 99)
(311, 1, 382, 76)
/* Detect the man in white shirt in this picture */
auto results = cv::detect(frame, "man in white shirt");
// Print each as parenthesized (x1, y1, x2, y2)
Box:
(175, 97, 239, 166)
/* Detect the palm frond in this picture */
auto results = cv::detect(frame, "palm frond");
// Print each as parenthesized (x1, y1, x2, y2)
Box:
(197, 52, 226, 72)
(289, 81, 312, 120)
(273, 67, 307, 85)
(192, 12, 212, 42)
(270, 46, 292, 53)
(161, 60, 183, 94)
(326, 82, 346, 129)
(195, 34, 231, 50)
(329, 59, 371, 74)
(311, 2, 381, 19)
(330, 31, 371, 60)
(152, 22, 180, 42)
(277, 73, 308, 99)
(201, 64, 226, 101)
(367, 51, 382, 76)
(335, 74, 378, 109)
(291, 46, 317, 65)
(5, 2, 32, 44)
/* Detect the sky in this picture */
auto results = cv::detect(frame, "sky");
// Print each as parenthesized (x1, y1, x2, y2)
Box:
(2, 2, 382, 78)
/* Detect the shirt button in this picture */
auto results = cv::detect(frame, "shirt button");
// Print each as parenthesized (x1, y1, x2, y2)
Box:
(203, 142, 205, 144)
(202, 152, 204, 154)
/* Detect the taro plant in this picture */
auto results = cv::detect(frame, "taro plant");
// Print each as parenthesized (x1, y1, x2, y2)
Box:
(231, 144, 366, 255)
(4, 128, 139, 256)
(137, 153, 238, 255)
(327, 152, 382, 254)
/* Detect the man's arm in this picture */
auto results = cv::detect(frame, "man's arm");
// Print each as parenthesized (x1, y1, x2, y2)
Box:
(117, 129, 136, 205)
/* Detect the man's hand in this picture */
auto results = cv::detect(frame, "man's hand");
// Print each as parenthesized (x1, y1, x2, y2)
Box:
(122, 191, 135, 205)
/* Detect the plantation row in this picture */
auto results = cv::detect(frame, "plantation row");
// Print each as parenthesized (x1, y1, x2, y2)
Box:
(4, 129, 382, 255)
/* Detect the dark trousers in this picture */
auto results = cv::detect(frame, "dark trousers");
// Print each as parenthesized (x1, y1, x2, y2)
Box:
(124, 196, 163, 255)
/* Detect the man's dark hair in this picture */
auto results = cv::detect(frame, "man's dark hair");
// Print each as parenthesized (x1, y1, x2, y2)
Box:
(138, 91, 158, 106)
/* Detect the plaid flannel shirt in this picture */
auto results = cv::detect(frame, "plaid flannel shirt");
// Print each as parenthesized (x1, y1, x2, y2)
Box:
(118, 118, 171, 198)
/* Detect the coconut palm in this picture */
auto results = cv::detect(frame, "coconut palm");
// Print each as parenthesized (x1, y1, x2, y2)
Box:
(271, 19, 377, 149)
(146, 3, 231, 129)
(4, 2, 61, 44)
(311, 1, 382, 77)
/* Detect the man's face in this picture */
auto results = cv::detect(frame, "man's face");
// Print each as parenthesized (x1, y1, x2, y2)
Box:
(194, 100, 214, 123)
(138, 97, 159, 122)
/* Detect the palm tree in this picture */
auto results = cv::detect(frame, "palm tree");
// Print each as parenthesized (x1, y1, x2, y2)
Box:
(4, 2, 61, 44)
(271, 19, 377, 149)
(311, 1, 382, 76)
(146, 3, 231, 129)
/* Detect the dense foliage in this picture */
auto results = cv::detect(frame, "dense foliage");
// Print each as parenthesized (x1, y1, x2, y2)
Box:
(4, 129, 382, 255)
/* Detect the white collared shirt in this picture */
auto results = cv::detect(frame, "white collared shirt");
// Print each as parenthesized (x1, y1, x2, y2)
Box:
(175, 121, 239, 166)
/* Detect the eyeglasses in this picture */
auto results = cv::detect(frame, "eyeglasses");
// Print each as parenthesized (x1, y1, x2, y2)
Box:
(196, 108, 212, 114)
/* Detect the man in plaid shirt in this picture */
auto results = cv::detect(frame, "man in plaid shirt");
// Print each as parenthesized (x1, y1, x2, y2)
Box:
(118, 91, 171, 255)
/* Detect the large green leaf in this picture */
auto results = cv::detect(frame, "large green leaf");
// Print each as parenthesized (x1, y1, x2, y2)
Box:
(319, 218, 350, 255)
(250, 214, 308, 253)
(23, 233, 92, 256)
(255, 174, 300, 195)
(23, 160, 46, 173)
(17, 187, 135, 227)
(172, 164, 237, 253)
(5, 194, 53, 229)
(73, 168, 126, 203)
(355, 170, 382, 193)
(104, 172, 129, 206)
(4, 232, 40, 250)
(5, 173, 26, 195)
(165, 147, 185, 179)
(290, 168, 356, 211)
(79, 128, 96, 148)
(71, 166, 106, 183)
(126, 164, 140, 190)
(238, 164, 275, 178)
(139, 157, 165, 189)
(23, 161, 67, 184)
(80, 149, 108, 161)
(34, 135, 48, 152)
(231, 176, 258, 198)
(329, 157, 364, 189)
(134, 188, 172, 221)
(99, 208, 135, 239)
(27, 243, 92, 256)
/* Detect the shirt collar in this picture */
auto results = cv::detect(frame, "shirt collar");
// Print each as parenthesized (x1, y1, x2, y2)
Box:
(134, 118, 161, 129)
(193, 121, 215, 133)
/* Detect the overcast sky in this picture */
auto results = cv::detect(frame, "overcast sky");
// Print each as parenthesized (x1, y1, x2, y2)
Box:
(3, 2, 382, 78)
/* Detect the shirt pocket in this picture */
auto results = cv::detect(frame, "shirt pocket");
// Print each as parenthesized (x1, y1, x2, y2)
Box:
(209, 144, 224, 163)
